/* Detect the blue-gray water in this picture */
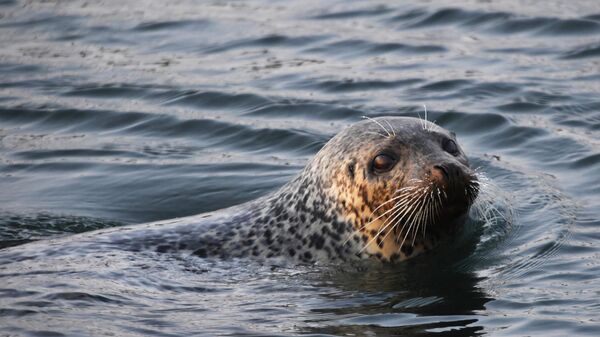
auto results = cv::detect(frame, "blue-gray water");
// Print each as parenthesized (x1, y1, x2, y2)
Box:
(1, 0, 599, 336)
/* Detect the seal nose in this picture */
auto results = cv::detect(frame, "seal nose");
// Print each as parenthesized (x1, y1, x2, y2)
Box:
(432, 163, 465, 194)
(433, 165, 449, 181)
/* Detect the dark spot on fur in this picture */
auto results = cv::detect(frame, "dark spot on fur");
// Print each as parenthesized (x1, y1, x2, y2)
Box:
(347, 161, 355, 179)
(361, 188, 369, 204)
(303, 251, 312, 260)
(309, 233, 325, 250)
(332, 221, 346, 234)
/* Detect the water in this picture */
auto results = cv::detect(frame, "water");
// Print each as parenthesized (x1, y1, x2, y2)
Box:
(1, 0, 599, 335)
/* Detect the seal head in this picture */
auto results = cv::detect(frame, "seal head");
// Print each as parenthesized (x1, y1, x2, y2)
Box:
(284, 116, 479, 262)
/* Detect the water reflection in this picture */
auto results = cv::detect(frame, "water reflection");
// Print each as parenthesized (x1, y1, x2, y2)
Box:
(303, 221, 492, 336)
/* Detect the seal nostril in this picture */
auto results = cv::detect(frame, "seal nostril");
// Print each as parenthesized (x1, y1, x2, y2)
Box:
(434, 165, 449, 180)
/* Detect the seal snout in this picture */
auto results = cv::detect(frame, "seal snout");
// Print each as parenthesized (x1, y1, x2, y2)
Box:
(430, 162, 478, 210)
(432, 163, 467, 192)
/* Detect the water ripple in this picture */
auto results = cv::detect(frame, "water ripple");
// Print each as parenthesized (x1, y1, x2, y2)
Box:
(304, 39, 446, 57)
(1, 0, 599, 336)
(561, 43, 600, 59)
(310, 6, 391, 20)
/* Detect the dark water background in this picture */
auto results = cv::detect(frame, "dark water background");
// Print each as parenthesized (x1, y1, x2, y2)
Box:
(1, 0, 599, 336)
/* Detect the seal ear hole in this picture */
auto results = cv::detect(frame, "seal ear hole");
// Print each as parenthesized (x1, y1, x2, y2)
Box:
(372, 154, 397, 174)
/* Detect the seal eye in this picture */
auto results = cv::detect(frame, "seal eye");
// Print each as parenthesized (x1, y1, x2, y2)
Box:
(372, 154, 396, 173)
(443, 139, 459, 156)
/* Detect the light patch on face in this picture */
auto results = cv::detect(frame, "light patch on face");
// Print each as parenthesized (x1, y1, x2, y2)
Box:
(330, 157, 425, 262)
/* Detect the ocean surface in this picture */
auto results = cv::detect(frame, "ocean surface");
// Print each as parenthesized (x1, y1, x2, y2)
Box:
(1, 0, 599, 336)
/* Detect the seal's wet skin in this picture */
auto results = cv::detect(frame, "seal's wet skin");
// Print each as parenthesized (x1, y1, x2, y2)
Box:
(1, 117, 477, 264)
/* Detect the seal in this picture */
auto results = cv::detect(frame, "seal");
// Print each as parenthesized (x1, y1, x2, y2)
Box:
(1, 117, 478, 264)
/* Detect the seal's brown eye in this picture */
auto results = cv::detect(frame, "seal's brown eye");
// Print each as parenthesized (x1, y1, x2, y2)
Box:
(443, 139, 459, 156)
(372, 154, 396, 173)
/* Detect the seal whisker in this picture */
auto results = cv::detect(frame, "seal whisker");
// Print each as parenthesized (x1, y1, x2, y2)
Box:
(359, 202, 401, 232)
(362, 116, 392, 138)
(363, 191, 415, 226)
(422, 104, 428, 131)
(362, 205, 408, 252)
(364, 192, 421, 251)
(393, 185, 421, 197)
(388, 190, 424, 242)
(378, 202, 412, 248)
(421, 190, 438, 240)
(371, 194, 416, 236)
(364, 131, 389, 138)
(395, 179, 423, 192)
(390, 197, 420, 239)
(398, 190, 429, 248)
(407, 190, 429, 245)
(370, 190, 417, 218)
(414, 190, 434, 244)
(360, 191, 423, 253)
(410, 196, 427, 245)
(382, 118, 396, 137)
(345, 192, 416, 246)
(416, 104, 426, 131)
(358, 213, 399, 253)
(423, 190, 435, 237)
